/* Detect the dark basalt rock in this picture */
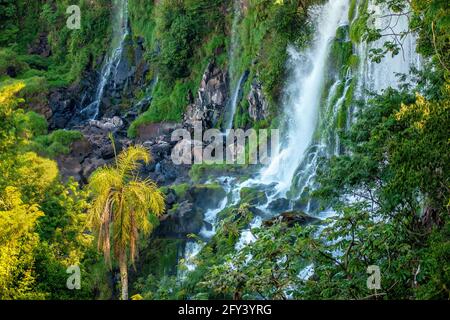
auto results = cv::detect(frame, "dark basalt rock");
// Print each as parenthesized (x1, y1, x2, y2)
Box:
(248, 79, 269, 122)
(28, 33, 52, 57)
(56, 117, 131, 183)
(264, 211, 319, 228)
(156, 183, 227, 239)
(183, 61, 229, 131)
(156, 201, 204, 238)
(267, 198, 291, 212)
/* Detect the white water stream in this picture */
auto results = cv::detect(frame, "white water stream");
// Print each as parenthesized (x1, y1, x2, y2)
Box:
(180, 0, 422, 278)
(223, 0, 246, 131)
(80, 0, 129, 120)
(259, 0, 350, 196)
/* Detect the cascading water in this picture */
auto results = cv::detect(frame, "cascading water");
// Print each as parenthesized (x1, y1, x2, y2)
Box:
(355, 1, 422, 96)
(222, 0, 247, 131)
(178, 0, 422, 278)
(259, 0, 350, 197)
(223, 72, 248, 131)
(80, 0, 129, 120)
(177, 178, 233, 280)
(178, 1, 247, 278)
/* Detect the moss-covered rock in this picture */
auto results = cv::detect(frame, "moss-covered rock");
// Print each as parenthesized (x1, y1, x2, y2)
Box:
(329, 25, 353, 78)
(240, 187, 267, 206)
(349, 0, 369, 43)
(264, 211, 319, 228)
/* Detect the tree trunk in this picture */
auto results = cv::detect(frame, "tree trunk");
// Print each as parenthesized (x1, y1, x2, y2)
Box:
(119, 256, 128, 300)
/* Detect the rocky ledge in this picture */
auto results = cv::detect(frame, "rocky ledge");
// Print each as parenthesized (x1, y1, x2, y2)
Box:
(183, 61, 229, 131)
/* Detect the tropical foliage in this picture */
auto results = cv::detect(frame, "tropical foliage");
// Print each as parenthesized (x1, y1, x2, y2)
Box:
(88, 145, 165, 300)
(0, 0, 448, 301)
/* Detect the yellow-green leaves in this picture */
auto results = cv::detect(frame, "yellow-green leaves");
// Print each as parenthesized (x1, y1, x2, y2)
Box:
(88, 145, 165, 268)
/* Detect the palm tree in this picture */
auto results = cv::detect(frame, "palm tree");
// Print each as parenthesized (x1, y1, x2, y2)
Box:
(88, 144, 165, 300)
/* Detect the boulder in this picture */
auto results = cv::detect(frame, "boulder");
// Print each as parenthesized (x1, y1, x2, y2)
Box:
(157, 201, 204, 238)
(240, 187, 268, 206)
(264, 211, 319, 227)
(89, 116, 124, 132)
(267, 198, 291, 212)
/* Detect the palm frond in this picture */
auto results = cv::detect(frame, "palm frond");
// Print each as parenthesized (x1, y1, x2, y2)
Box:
(87, 144, 165, 272)
(117, 145, 152, 176)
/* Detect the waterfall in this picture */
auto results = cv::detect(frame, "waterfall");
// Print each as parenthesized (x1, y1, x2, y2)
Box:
(177, 177, 232, 280)
(356, 1, 422, 96)
(80, 0, 129, 120)
(259, 0, 350, 197)
(223, 72, 248, 130)
(178, 0, 422, 279)
(223, 0, 246, 131)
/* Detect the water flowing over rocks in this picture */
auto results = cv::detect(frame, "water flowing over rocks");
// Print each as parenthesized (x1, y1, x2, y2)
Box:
(48, 69, 98, 129)
(99, 35, 150, 119)
(157, 184, 227, 239)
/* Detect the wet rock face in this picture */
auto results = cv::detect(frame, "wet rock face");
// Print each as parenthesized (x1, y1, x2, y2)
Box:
(156, 201, 204, 238)
(247, 80, 269, 122)
(156, 184, 226, 239)
(48, 69, 99, 130)
(99, 35, 150, 119)
(267, 198, 291, 212)
(183, 61, 229, 130)
(52, 35, 150, 129)
(48, 88, 77, 129)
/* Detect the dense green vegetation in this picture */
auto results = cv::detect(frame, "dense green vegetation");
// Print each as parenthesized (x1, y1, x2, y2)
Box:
(128, 0, 321, 136)
(0, 0, 448, 301)
(127, 0, 229, 135)
(0, 82, 107, 299)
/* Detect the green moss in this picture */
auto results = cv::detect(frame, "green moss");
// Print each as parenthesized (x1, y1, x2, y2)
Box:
(31, 130, 83, 158)
(348, 0, 358, 22)
(0, 49, 30, 76)
(349, 0, 369, 43)
(336, 79, 356, 130)
(189, 163, 244, 183)
(348, 54, 360, 70)
(171, 183, 190, 200)
(129, 0, 156, 47)
(240, 187, 267, 206)
(329, 26, 353, 77)
(128, 1, 228, 138)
